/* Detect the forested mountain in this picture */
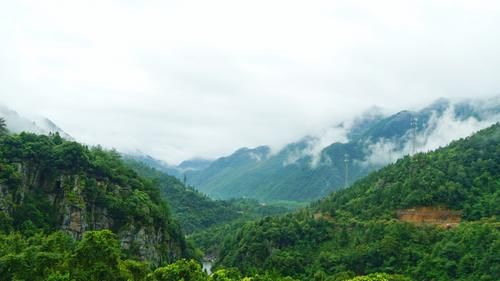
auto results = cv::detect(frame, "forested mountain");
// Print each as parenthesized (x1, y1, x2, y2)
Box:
(0, 105, 72, 139)
(123, 160, 288, 234)
(1, 105, 499, 281)
(181, 98, 500, 202)
(123, 153, 212, 180)
(0, 130, 192, 267)
(0, 121, 300, 281)
(212, 123, 500, 281)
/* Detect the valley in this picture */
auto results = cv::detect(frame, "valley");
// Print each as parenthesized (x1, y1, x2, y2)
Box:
(2, 2, 500, 280)
(0, 99, 499, 281)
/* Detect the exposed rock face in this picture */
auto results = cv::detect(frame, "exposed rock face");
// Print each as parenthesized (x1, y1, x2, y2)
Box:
(397, 206, 461, 228)
(2, 162, 183, 265)
(0, 184, 10, 213)
(119, 224, 181, 265)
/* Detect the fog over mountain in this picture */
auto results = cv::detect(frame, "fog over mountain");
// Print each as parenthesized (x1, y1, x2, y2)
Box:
(173, 97, 500, 202)
(362, 99, 500, 167)
(1, 1, 500, 163)
(0, 104, 72, 139)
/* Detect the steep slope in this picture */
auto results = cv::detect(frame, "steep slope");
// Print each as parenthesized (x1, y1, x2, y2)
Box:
(0, 105, 72, 139)
(0, 132, 190, 264)
(123, 153, 212, 180)
(124, 159, 288, 234)
(124, 160, 241, 234)
(185, 98, 500, 202)
(316, 122, 500, 220)
(214, 123, 500, 281)
(186, 146, 272, 197)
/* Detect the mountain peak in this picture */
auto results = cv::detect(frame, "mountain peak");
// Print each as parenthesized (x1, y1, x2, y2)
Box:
(0, 104, 72, 139)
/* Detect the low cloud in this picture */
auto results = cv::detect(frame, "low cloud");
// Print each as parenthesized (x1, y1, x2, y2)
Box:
(282, 125, 348, 168)
(1, 1, 500, 163)
(363, 103, 500, 167)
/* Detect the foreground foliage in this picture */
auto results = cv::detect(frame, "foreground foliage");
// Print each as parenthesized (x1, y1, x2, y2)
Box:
(0, 132, 192, 262)
(0, 229, 299, 281)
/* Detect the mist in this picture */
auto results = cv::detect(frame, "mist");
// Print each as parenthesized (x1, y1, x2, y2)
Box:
(362, 102, 500, 167)
(1, 1, 500, 163)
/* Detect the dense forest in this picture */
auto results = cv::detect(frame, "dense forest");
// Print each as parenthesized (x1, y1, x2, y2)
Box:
(1, 119, 499, 280)
(124, 160, 288, 234)
(212, 124, 500, 280)
(181, 99, 500, 203)
(0, 119, 295, 280)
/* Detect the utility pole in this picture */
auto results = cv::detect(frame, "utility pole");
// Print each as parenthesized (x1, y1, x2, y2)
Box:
(344, 153, 349, 188)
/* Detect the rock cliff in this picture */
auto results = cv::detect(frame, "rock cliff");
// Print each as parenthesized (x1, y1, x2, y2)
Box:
(0, 133, 189, 265)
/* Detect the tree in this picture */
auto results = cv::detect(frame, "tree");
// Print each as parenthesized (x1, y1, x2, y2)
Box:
(120, 260, 150, 281)
(53, 141, 90, 173)
(346, 273, 412, 281)
(0, 117, 7, 135)
(147, 259, 207, 281)
(70, 230, 123, 281)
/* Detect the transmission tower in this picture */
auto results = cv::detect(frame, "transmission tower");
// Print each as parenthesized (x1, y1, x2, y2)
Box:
(411, 117, 418, 155)
(344, 153, 349, 188)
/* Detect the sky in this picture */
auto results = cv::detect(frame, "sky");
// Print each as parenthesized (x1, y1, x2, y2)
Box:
(1, 0, 500, 164)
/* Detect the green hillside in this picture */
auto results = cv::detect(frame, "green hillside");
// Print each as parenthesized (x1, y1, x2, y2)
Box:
(0, 122, 301, 281)
(0, 128, 195, 276)
(124, 160, 288, 234)
(185, 99, 500, 203)
(213, 123, 500, 281)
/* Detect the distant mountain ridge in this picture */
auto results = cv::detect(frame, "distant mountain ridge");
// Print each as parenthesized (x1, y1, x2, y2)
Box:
(176, 97, 500, 202)
(0, 104, 72, 139)
(123, 152, 213, 180)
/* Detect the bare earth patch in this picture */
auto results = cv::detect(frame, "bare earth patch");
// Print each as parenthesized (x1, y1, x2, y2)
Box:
(397, 206, 461, 228)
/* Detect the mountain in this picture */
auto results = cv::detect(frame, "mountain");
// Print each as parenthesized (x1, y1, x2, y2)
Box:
(0, 131, 191, 265)
(0, 105, 72, 139)
(182, 97, 500, 202)
(178, 158, 213, 172)
(123, 159, 289, 234)
(213, 123, 500, 281)
(123, 152, 213, 180)
(0, 130, 289, 281)
(185, 146, 272, 198)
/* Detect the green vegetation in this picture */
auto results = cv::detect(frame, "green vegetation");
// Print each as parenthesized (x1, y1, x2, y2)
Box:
(147, 258, 298, 281)
(346, 273, 412, 281)
(0, 230, 299, 281)
(0, 130, 296, 280)
(0, 229, 126, 281)
(0, 117, 7, 135)
(316, 123, 500, 221)
(183, 101, 500, 203)
(125, 160, 288, 233)
(180, 104, 435, 202)
(1, 117, 499, 281)
(214, 124, 500, 281)
(0, 131, 191, 264)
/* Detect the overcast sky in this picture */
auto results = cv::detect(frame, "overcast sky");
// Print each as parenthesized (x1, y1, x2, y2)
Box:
(1, 0, 500, 164)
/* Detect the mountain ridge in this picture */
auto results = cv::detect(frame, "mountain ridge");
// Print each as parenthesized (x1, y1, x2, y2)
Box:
(177, 97, 500, 202)
(212, 122, 500, 280)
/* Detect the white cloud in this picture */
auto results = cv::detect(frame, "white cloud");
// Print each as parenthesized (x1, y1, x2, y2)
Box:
(1, 0, 500, 163)
(363, 103, 500, 167)
(417, 108, 499, 152)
